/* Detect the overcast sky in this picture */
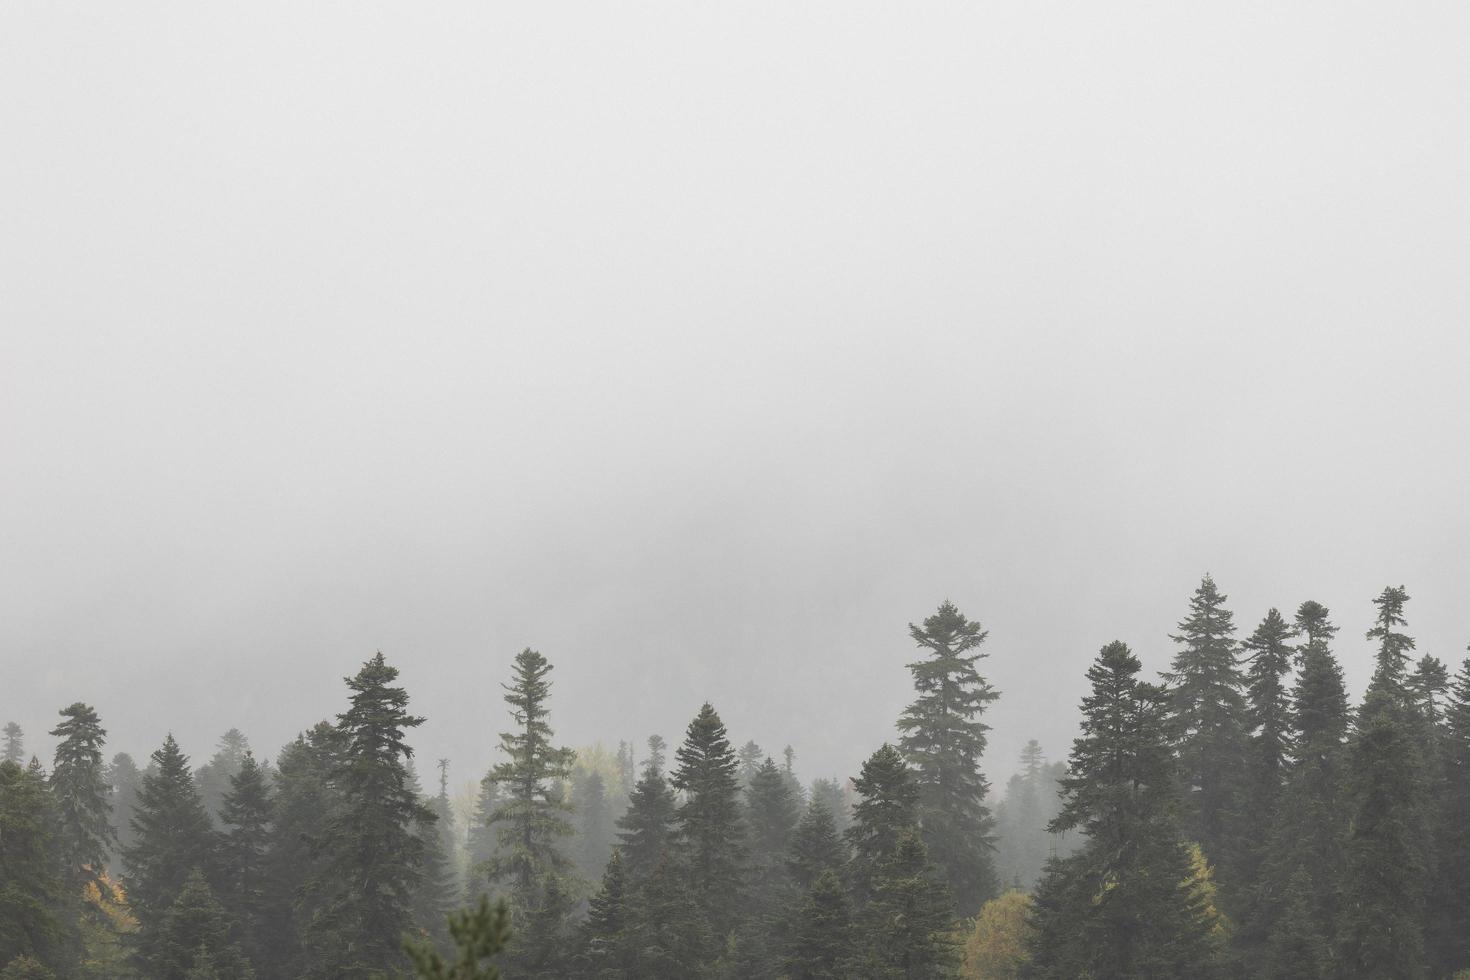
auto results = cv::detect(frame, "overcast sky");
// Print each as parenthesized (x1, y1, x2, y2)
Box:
(3, 3, 1468, 794)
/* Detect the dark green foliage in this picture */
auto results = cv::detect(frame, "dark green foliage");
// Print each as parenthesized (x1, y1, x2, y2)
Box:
(406, 894, 512, 980)
(262, 724, 339, 980)
(1427, 655, 1470, 977)
(3, 723, 23, 766)
(194, 730, 251, 825)
(576, 850, 634, 979)
(898, 600, 999, 915)
(305, 651, 431, 978)
(125, 734, 217, 971)
(153, 869, 254, 980)
(48, 702, 114, 892)
(105, 752, 142, 873)
(1366, 585, 1415, 694)
(0, 956, 54, 980)
(787, 797, 847, 892)
(1028, 641, 1216, 980)
(415, 758, 461, 943)
(845, 743, 919, 901)
(215, 752, 272, 970)
(785, 868, 852, 980)
(0, 760, 64, 970)
(1164, 575, 1248, 886)
(628, 855, 713, 979)
(616, 734, 676, 884)
(1264, 869, 1330, 980)
(854, 830, 957, 979)
(742, 756, 802, 979)
(671, 702, 747, 935)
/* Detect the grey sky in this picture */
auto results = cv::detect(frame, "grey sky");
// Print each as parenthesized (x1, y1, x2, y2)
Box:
(3, 3, 1468, 792)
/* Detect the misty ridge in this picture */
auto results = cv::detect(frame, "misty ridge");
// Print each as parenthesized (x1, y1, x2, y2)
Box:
(4, 575, 1468, 979)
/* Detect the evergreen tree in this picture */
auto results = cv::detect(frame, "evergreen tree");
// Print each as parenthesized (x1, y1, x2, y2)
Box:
(1428, 654, 1470, 977)
(105, 752, 143, 873)
(48, 702, 114, 893)
(782, 746, 807, 807)
(125, 733, 217, 972)
(577, 850, 634, 980)
(1335, 588, 1430, 979)
(466, 772, 501, 895)
(215, 752, 272, 971)
(414, 758, 461, 942)
(615, 734, 676, 883)
(1164, 575, 1248, 887)
(405, 893, 512, 980)
(992, 740, 1051, 891)
(808, 777, 849, 835)
(262, 723, 339, 980)
(845, 743, 919, 901)
(898, 601, 1000, 915)
(572, 768, 615, 884)
(153, 869, 253, 980)
(670, 702, 747, 936)
(784, 869, 852, 980)
(194, 730, 250, 825)
(627, 854, 712, 979)
(738, 740, 764, 790)
(2, 723, 23, 765)
(614, 741, 636, 801)
(742, 756, 802, 979)
(0, 760, 65, 971)
(306, 652, 431, 979)
(854, 830, 957, 979)
(787, 797, 847, 892)
(1264, 869, 1330, 980)
(1028, 641, 1216, 980)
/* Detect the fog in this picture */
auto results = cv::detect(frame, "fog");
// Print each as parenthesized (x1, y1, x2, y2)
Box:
(3, 1, 1468, 792)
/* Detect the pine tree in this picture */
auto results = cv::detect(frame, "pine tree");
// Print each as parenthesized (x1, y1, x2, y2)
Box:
(782, 746, 807, 807)
(1264, 869, 1330, 980)
(670, 702, 747, 936)
(194, 730, 250, 825)
(1428, 654, 1470, 977)
(898, 601, 1000, 915)
(845, 743, 919, 901)
(153, 869, 253, 980)
(105, 752, 143, 873)
(784, 869, 852, 980)
(787, 797, 847, 892)
(0, 759, 65, 970)
(48, 702, 115, 893)
(1334, 589, 1431, 979)
(215, 752, 271, 971)
(1164, 575, 1248, 888)
(306, 651, 431, 978)
(854, 830, 957, 979)
(615, 734, 676, 883)
(2, 723, 23, 765)
(614, 741, 636, 801)
(577, 850, 634, 979)
(262, 724, 339, 980)
(1028, 641, 1216, 980)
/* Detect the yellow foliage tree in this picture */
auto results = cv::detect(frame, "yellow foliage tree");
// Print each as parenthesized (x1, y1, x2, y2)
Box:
(78, 872, 138, 978)
(961, 890, 1034, 980)
(1184, 842, 1231, 963)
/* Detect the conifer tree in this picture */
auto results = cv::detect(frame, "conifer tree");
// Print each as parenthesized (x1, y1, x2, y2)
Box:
(306, 652, 431, 978)
(854, 829, 957, 979)
(194, 730, 250, 825)
(845, 743, 919, 901)
(405, 893, 511, 980)
(615, 734, 676, 883)
(1028, 641, 1216, 979)
(1335, 588, 1430, 980)
(741, 756, 802, 979)
(0, 759, 65, 971)
(125, 733, 217, 972)
(466, 772, 501, 894)
(614, 740, 636, 801)
(262, 724, 338, 980)
(898, 601, 999, 915)
(738, 740, 764, 790)
(787, 797, 847, 892)
(105, 752, 142, 872)
(993, 740, 1051, 890)
(1428, 654, 1470, 977)
(2, 723, 22, 765)
(808, 777, 849, 835)
(215, 752, 272, 971)
(782, 746, 807, 806)
(154, 869, 254, 980)
(414, 758, 461, 942)
(577, 850, 634, 979)
(1164, 575, 1247, 885)
(572, 769, 615, 884)
(670, 702, 746, 936)
(48, 702, 114, 893)
(627, 855, 712, 979)
(784, 869, 852, 980)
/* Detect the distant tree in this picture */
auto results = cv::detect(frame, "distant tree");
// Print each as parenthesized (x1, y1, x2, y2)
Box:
(784, 869, 852, 980)
(152, 869, 253, 980)
(406, 894, 512, 980)
(1428, 654, 1470, 977)
(466, 773, 501, 895)
(1335, 589, 1430, 979)
(782, 746, 807, 806)
(1028, 641, 1216, 979)
(193, 730, 250, 825)
(737, 740, 764, 790)
(49, 703, 115, 894)
(992, 740, 1051, 891)
(740, 756, 802, 979)
(305, 652, 431, 978)
(576, 850, 634, 980)
(2, 723, 23, 765)
(1164, 575, 1248, 889)
(671, 703, 747, 936)
(0, 759, 65, 970)
(961, 890, 1033, 980)
(571, 769, 615, 884)
(845, 743, 919, 901)
(105, 753, 143, 873)
(807, 777, 849, 835)
(615, 735, 677, 883)
(787, 797, 847, 892)
(215, 752, 272, 970)
(614, 741, 636, 801)
(898, 601, 1000, 915)
(125, 734, 216, 973)
(414, 758, 461, 943)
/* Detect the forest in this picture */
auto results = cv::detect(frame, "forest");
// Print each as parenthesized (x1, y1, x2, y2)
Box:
(2, 577, 1468, 980)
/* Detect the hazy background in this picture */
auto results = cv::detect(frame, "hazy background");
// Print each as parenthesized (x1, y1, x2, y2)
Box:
(3, 2, 1468, 793)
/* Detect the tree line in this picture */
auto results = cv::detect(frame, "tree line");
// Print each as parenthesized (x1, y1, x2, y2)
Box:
(2, 580, 1469, 978)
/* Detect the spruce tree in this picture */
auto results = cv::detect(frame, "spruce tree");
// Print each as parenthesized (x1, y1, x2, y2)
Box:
(627, 854, 712, 979)
(577, 850, 634, 980)
(615, 734, 676, 883)
(466, 772, 501, 894)
(414, 758, 460, 942)
(1335, 588, 1430, 979)
(306, 651, 431, 978)
(2, 723, 23, 765)
(262, 724, 338, 980)
(572, 768, 615, 884)
(853, 829, 957, 979)
(48, 702, 114, 893)
(0, 759, 65, 970)
(1028, 641, 1216, 979)
(784, 869, 852, 980)
(125, 734, 218, 973)
(993, 740, 1050, 891)
(105, 752, 142, 873)
(808, 777, 849, 835)
(215, 752, 271, 971)
(405, 893, 512, 980)
(154, 869, 254, 980)
(194, 730, 250, 825)
(787, 797, 847, 892)
(742, 756, 802, 979)
(897, 600, 999, 915)
(844, 743, 919, 901)
(738, 740, 764, 790)
(1164, 575, 1247, 886)
(1428, 655, 1470, 977)
(670, 702, 746, 936)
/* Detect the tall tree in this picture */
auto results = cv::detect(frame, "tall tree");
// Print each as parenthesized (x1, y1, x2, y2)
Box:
(306, 652, 431, 979)
(215, 752, 272, 972)
(615, 734, 677, 883)
(414, 758, 460, 943)
(1028, 641, 1216, 980)
(898, 601, 1000, 915)
(48, 703, 115, 893)
(0, 759, 65, 971)
(485, 649, 577, 977)
(2, 723, 23, 765)
(125, 734, 217, 974)
(1335, 588, 1430, 979)
(1164, 575, 1248, 887)
(628, 855, 712, 980)
(993, 740, 1052, 891)
(466, 772, 501, 896)
(737, 740, 764, 790)
(670, 703, 747, 937)
(807, 778, 849, 835)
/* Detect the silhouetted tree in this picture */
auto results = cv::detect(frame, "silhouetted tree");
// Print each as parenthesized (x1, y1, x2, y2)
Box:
(671, 703, 746, 936)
